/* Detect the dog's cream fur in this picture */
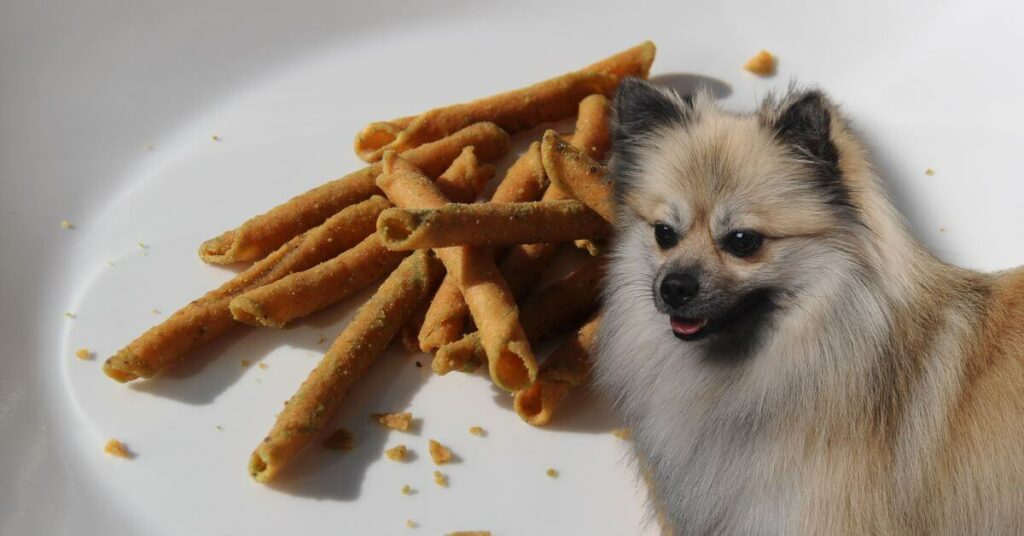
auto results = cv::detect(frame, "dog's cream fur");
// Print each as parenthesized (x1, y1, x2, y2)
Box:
(594, 82, 1024, 534)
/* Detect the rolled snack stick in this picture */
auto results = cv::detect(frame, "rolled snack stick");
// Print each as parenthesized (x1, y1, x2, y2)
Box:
(377, 153, 538, 391)
(514, 314, 600, 426)
(400, 294, 432, 353)
(418, 97, 611, 351)
(433, 256, 605, 375)
(248, 250, 443, 482)
(200, 122, 509, 264)
(417, 277, 469, 353)
(377, 200, 610, 250)
(540, 129, 614, 222)
(434, 146, 496, 203)
(229, 233, 407, 328)
(102, 196, 389, 383)
(353, 41, 655, 162)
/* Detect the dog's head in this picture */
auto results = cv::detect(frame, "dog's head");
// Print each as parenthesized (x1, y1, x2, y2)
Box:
(608, 79, 864, 357)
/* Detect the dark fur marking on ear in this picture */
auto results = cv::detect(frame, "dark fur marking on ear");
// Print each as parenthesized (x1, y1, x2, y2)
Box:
(773, 91, 850, 209)
(609, 78, 690, 200)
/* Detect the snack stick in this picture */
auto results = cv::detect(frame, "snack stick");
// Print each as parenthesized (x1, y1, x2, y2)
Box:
(417, 275, 469, 353)
(102, 196, 388, 383)
(376, 200, 610, 250)
(514, 314, 599, 427)
(416, 96, 613, 352)
(377, 153, 537, 391)
(435, 146, 496, 203)
(575, 239, 605, 256)
(433, 256, 605, 375)
(541, 130, 615, 222)
(400, 295, 432, 353)
(200, 122, 509, 264)
(248, 250, 443, 483)
(353, 41, 655, 161)
(229, 233, 406, 328)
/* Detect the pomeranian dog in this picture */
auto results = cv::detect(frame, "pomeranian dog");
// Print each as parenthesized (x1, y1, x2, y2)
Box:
(593, 78, 1024, 534)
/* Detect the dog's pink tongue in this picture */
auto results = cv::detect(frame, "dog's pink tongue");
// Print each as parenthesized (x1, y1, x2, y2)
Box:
(671, 317, 707, 336)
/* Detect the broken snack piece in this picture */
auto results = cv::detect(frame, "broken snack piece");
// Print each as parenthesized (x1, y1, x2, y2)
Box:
(385, 444, 408, 461)
(372, 412, 413, 432)
(743, 49, 776, 76)
(429, 439, 454, 464)
(104, 439, 132, 459)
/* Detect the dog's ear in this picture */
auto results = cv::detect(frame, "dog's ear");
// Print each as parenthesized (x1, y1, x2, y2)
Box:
(610, 78, 691, 196)
(771, 90, 846, 205)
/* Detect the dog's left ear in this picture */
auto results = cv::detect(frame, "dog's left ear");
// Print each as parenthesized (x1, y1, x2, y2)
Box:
(610, 78, 691, 196)
(771, 91, 841, 181)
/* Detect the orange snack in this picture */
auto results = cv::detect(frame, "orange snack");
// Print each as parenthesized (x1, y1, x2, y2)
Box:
(434, 146, 496, 203)
(399, 296, 431, 352)
(353, 41, 655, 161)
(200, 122, 508, 264)
(743, 50, 777, 76)
(385, 444, 408, 461)
(103, 196, 388, 383)
(376, 153, 537, 391)
(514, 314, 600, 426)
(417, 277, 469, 353)
(541, 130, 614, 222)
(376, 200, 610, 250)
(248, 250, 443, 482)
(229, 233, 406, 328)
(104, 439, 133, 459)
(372, 412, 414, 432)
(434, 256, 604, 375)
(428, 439, 454, 465)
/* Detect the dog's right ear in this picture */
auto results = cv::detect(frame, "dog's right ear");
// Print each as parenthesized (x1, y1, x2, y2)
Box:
(611, 78, 691, 195)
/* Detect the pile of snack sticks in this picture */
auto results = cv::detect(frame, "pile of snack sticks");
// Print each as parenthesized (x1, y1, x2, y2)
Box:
(103, 41, 656, 482)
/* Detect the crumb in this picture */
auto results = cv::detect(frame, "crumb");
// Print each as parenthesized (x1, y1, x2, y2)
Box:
(60, 220, 73, 229)
(322, 427, 355, 450)
(317, 335, 326, 345)
(405, 520, 417, 529)
(137, 242, 148, 249)
(939, 227, 947, 233)
(428, 439, 454, 464)
(401, 484, 413, 495)
(925, 168, 936, 176)
(151, 309, 161, 314)
(743, 49, 776, 76)
(415, 360, 422, 368)
(211, 135, 222, 142)
(385, 444, 408, 462)
(546, 468, 559, 478)
(104, 439, 132, 459)
(240, 359, 251, 368)
(433, 470, 448, 487)
(468, 426, 485, 437)
(258, 362, 268, 370)
(216, 425, 224, 431)
(75, 348, 93, 360)
(612, 428, 631, 440)
(145, 144, 154, 151)
(372, 411, 413, 431)
(64, 312, 76, 319)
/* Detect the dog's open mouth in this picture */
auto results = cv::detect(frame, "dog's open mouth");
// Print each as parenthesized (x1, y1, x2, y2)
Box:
(670, 317, 709, 339)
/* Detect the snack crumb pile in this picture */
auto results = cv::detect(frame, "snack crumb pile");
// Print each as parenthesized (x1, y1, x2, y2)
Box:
(104, 439, 132, 459)
(429, 439, 454, 464)
(75, 348, 93, 360)
(743, 50, 776, 76)
(322, 427, 355, 450)
(385, 444, 408, 462)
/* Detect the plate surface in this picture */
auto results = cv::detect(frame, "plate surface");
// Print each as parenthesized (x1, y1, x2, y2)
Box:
(3, 1, 1023, 534)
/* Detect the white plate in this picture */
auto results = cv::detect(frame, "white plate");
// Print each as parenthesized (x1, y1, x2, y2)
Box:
(3, 1, 1024, 534)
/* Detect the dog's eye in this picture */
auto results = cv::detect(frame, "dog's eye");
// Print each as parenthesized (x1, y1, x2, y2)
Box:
(654, 222, 678, 249)
(722, 230, 763, 257)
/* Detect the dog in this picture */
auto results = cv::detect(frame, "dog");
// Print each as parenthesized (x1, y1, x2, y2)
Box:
(592, 78, 1024, 534)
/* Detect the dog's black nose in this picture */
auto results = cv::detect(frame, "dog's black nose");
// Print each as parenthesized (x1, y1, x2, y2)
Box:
(660, 273, 699, 307)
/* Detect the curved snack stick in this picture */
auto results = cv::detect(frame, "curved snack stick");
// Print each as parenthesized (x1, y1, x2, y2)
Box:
(377, 200, 610, 250)
(248, 250, 442, 483)
(541, 130, 614, 222)
(570, 94, 613, 161)
(490, 141, 547, 204)
(377, 153, 538, 391)
(200, 122, 508, 264)
(495, 186, 570, 300)
(514, 314, 599, 427)
(435, 146, 496, 203)
(229, 233, 406, 328)
(399, 295, 432, 353)
(417, 276, 469, 353)
(433, 256, 605, 375)
(102, 196, 389, 383)
(353, 41, 655, 162)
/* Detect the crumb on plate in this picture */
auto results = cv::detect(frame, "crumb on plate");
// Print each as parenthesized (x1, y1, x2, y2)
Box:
(385, 444, 408, 462)
(61, 220, 73, 229)
(612, 428, 632, 440)
(104, 439, 133, 459)
(258, 362, 268, 370)
(546, 468, 559, 478)
(322, 427, 355, 450)
(212, 134, 222, 142)
(468, 426, 485, 437)
(372, 411, 413, 431)
(240, 359, 251, 368)
(64, 312, 76, 319)
(925, 168, 936, 176)
(401, 484, 413, 495)
(75, 348, 93, 360)
(405, 520, 417, 529)
(433, 470, 448, 487)
(743, 49, 776, 76)
(429, 439, 454, 464)
(216, 425, 224, 431)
